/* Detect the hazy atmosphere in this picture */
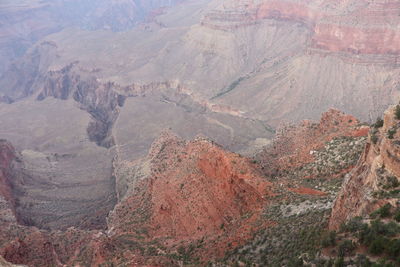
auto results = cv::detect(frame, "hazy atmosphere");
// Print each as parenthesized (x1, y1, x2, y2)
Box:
(0, 1, 399, 266)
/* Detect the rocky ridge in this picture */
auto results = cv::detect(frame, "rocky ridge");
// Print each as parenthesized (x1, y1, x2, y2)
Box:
(257, 108, 369, 177)
(329, 104, 400, 230)
(0, 107, 378, 266)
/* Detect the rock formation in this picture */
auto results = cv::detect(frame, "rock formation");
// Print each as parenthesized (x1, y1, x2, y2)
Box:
(109, 130, 273, 260)
(258, 108, 369, 176)
(0, 132, 274, 266)
(329, 104, 400, 229)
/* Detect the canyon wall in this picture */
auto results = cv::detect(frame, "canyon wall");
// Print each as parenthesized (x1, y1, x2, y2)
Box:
(329, 104, 400, 229)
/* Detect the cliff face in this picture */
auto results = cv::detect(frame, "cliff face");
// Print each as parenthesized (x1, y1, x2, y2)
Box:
(221, 0, 400, 55)
(329, 105, 400, 230)
(312, 0, 400, 55)
(202, 0, 400, 55)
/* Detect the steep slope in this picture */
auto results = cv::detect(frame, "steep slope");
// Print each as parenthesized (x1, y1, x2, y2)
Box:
(330, 104, 400, 230)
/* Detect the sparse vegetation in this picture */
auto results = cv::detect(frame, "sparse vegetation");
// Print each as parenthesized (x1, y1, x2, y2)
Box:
(370, 203, 393, 219)
(387, 127, 397, 139)
(371, 132, 379, 144)
(374, 117, 384, 128)
(395, 105, 400, 120)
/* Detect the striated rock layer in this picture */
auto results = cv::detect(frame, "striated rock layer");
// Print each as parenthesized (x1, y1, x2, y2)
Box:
(2, 0, 398, 128)
(329, 104, 400, 229)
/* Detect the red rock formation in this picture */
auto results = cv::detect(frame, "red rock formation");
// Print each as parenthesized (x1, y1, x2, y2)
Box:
(258, 108, 368, 175)
(255, 1, 321, 25)
(329, 105, 400, 230)
(110, 131, 273, 259)
(0, 131, 274, 266)
(204, 0, 400, 56)
(312, 1, 400, 54)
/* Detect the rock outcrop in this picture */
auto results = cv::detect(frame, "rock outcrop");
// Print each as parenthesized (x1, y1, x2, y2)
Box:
(329, 104, 400, 229)
(109, 130, 273, 259)
(258, 109, 369, 176)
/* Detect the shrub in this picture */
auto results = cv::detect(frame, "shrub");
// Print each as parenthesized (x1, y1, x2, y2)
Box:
(321, 231, 336, 247)
(354, 254, 372, 267)
(394, 209, 400, 222)
(368, 236, 386, 255)
(387, 127, 397, 139)
(385, 176, 399, 188)
(338, 240, 355, 257)
(334, 257, 345, 267)
(374, 117, 384, 128)
(359, 219, 399, 246)
(370, 204, 392, 219)
(344, 217, 365, 233)
(387, 239, 400, 260)
(287, 257, 304, 267)
(379, 203, 392, 218)
(395, 105, 400, 120)
(371, 133, 379, 144)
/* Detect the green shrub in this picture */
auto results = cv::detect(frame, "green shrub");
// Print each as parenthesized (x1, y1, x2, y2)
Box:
(355, 254, 372, 267)
(385, 176, 399, 189)
(334, 257, 345, 267)
(287, 257, 304, 267)
(321, 231, 336, 247)
(359, 219, 399, 246)
(343, 217, 365, 233)
(387, 239, 400, 260)
(338, 240, 355, 257)
(374, 117, 384, 128)
(387, 127, 397, 139)
(371, 133, 379, 144)
(370, 204, 392, 219)
(368, 236, 386, 255)
(394, 209, 400, 222)
(395, 105, 400, 120)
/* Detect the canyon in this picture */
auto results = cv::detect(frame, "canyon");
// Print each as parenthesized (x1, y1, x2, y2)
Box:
(0, 0, 400, 266)
(0, 106, 375, 266)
